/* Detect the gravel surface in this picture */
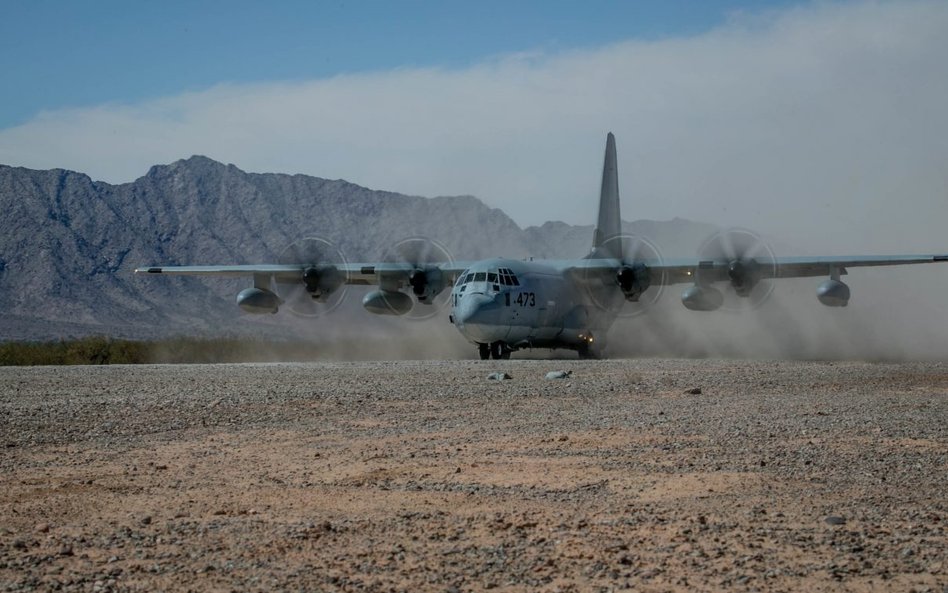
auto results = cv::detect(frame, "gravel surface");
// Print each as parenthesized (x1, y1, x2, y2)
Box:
(1, 359, 946, 592)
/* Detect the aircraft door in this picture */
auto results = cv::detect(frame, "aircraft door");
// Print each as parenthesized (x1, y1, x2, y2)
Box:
(526, 276, 560, 342)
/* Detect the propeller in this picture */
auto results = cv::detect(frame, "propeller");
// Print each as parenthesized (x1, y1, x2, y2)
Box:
(378, 236, 455, 321)
(696, 228, 777, 311)
(585, 233, 666, 318)
(275, 237, 348, 317)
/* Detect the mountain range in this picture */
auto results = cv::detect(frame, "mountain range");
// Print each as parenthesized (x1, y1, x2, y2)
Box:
(0, 156, 715, 342)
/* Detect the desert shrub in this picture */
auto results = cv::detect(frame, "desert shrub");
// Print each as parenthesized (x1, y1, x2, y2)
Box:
(0, 337, 324, 365)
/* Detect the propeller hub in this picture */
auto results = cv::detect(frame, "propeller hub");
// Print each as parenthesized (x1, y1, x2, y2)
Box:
(276, 236, 348, 317)
(303, 267, 321, 295)
(727, 259, 759, 295)
(377, 236, 455, 321)
(409, 269, 428, 298)
(697, 228, 776, 308)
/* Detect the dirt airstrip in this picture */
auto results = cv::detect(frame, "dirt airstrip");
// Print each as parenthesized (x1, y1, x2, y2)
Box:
(0, 359, 946, 592)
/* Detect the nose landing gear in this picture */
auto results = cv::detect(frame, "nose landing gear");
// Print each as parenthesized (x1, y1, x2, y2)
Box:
(478, 342, 511, 360)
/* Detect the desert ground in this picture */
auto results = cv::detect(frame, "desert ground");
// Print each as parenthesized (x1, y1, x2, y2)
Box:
(0, 359, 945, 592)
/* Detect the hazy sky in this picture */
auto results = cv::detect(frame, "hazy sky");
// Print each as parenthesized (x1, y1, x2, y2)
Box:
(1, 0, 946, 251)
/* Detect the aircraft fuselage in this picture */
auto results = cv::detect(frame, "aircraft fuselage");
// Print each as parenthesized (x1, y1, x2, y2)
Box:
(450, 258, 614, 356)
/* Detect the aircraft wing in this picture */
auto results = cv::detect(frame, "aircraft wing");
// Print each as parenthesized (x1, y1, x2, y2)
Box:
(135, 262, 475, 285)
(652, 254, 948, 285)
(140, 254, 948, 287)
(567, 254, 948, 286)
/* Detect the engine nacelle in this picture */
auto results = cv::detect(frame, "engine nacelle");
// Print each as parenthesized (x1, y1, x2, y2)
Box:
(616, 263, 650, 302)
(407, 268, 445, 304)
(362, 289, 413, 315)
(728, 259, 761, 297)
(236, 287, 280, 314)
(303, 265, 344, 302)
(817, 279, 850, 307)
(681, 285, 724, 311)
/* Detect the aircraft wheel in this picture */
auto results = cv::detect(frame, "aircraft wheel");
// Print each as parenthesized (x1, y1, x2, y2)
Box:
(490, 341, 506, 360)
(478, 343, 490, 360)
(578, 343, 601, 360)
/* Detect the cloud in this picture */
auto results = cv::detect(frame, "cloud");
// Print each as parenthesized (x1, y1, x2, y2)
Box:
(2, 1, 947, 251)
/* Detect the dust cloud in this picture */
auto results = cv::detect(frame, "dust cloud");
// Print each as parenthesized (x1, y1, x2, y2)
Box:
(187, 284, 473, 362)
(208, 261, 948, 363)
(607, 235, 948, 362)
(185, 221, 948, 363)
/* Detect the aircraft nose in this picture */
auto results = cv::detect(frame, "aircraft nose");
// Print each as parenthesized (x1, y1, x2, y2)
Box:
(455, 293, 495, 326)
(454, 292, 509, 343)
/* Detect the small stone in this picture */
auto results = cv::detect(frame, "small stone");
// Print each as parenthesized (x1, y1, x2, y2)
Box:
(825, 516, 847, 525)
(545, 370, 572, 380)
(487, 372, 511, 381)
(685, 387, 702, 395)
(34, 523, 50, 533)
(140, 515, 152, 526)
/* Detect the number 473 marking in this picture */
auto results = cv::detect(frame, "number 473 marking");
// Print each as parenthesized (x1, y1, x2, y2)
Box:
(506, 292, 536, 307)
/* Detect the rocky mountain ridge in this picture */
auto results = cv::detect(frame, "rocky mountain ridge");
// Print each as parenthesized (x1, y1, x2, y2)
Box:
(0, 156, 715, 340)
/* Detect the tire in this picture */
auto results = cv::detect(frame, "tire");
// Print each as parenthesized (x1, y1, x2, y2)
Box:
(490, 341, 505, 360)
(578, 343, 601, 360)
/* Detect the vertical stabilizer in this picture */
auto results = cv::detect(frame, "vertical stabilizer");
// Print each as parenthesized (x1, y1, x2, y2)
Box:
(590, 132, 622, 258)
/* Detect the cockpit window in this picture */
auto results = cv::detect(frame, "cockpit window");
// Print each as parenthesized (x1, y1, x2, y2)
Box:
(497, 268, 520, 286)
(458, 268, 519, 287)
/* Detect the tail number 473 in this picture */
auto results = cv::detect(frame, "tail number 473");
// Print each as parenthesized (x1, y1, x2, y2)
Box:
(506, 292, 536, 307)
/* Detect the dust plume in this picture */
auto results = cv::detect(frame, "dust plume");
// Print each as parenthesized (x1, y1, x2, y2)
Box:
(606, 232, 948, 362)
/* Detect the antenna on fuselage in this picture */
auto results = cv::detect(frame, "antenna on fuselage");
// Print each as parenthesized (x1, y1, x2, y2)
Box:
(589, 132, 621, 259)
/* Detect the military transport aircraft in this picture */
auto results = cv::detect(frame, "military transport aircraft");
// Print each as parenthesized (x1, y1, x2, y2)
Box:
(136, 133, 948, 359)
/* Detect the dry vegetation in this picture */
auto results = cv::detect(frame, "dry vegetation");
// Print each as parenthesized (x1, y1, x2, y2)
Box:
(0, 337, 332, 366)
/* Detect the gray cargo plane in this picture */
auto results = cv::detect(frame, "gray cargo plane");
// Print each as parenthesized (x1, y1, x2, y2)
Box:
(136, 133, 948, 359)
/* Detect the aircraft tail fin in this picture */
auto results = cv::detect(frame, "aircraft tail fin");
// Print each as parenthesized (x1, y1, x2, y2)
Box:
(589, 132, 622, 259)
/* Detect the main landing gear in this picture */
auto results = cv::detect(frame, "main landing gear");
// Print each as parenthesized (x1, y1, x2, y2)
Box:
(478, 341, 511, 360)
(577, 340, 602, 360)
